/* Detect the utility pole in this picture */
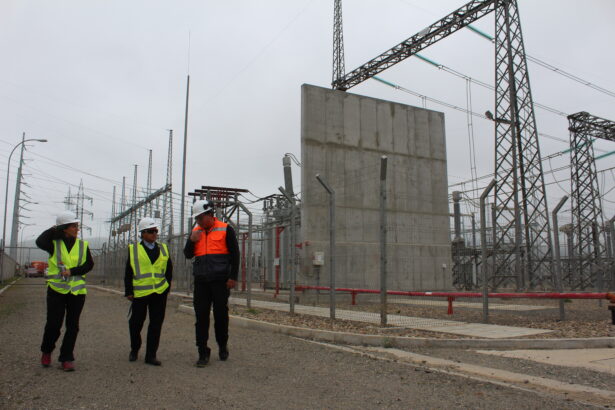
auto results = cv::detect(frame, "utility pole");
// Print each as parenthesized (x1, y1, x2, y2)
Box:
(146, 149, 152, 217)
(162, 129, 174, 239)
(131, 165, 138, 242)
(8, 133, 26, 257)
(180, 75, 190, 242)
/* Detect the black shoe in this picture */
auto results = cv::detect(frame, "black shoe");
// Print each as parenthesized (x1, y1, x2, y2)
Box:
(219, 347, 229, 361)
(144, 357, 161, 366)
(129, 351, 138, 362)
(196, 347, 211, 367)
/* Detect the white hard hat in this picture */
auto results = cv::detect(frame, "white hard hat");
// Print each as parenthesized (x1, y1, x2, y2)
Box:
(56, 211, 79, 226)
(192, 199, 214, 218)
(138, 217, 159, 232)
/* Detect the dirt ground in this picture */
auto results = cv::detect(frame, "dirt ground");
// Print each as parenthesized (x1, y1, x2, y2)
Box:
(0, 278, 596, 409)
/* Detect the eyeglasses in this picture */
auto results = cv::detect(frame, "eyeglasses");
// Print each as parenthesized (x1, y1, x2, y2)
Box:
(143, 229, 158, 234)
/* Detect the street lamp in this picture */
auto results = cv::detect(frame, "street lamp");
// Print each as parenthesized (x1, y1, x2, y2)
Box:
(1, 136, 47, 278)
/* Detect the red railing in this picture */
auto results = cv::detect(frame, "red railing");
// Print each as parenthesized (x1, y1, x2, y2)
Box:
(294, 285, 613, 315)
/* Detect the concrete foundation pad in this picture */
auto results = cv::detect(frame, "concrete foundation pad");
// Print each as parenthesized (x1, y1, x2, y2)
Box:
(475, 349, 615, 375)
(228, 296, 552, 338)
(361, 347, 615, 407)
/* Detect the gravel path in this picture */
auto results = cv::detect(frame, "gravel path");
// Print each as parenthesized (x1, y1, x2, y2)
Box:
(0, 279, 595, 409)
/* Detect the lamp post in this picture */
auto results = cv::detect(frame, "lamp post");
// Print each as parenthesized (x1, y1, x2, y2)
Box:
(1, 135, 47, 278)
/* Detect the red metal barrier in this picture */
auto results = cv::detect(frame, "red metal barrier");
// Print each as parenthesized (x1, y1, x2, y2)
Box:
(294, 285, 610, 315)
(274, 226, 284, 298)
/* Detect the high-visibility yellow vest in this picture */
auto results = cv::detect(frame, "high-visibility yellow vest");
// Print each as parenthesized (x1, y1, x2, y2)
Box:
(46, 239, 89, 295)
(129, 242, 170, 298)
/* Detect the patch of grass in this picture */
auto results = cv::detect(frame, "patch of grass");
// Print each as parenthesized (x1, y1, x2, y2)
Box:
(564, 299, 573, 303)
(382, 337, 394, 348)
(246, 308, 260, 315)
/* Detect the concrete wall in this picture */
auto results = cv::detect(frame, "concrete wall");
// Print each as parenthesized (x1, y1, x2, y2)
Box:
(300, 84, 452, 291)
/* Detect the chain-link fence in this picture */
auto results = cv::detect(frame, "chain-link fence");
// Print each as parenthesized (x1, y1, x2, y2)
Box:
(0, 252, 19, 283)
(89, 159, 613, 339)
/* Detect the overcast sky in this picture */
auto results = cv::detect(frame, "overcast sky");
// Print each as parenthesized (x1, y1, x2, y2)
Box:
(1, 0, 614, 247)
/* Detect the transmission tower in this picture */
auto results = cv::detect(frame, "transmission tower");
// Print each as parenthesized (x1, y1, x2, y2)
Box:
(332, 0, 554, 290)
(491, 0, 552, 290)
(161, 129, 174, 239)
(65, 180, 93, 238)
(332, 0, 345, 86)
(568, 111, 615, 290)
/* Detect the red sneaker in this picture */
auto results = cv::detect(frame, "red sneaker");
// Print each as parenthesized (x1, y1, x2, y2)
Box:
(61, 361, 75, 372)
(41, 353, 51, 367)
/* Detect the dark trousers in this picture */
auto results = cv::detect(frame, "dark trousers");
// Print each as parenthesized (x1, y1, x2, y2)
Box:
(129, 291, 168, 359)
(194, 280, 230, 352)
(40, 287, 86, 362)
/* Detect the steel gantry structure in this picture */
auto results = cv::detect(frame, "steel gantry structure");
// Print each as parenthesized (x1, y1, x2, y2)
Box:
(567, 111, 615, 290)
(333, 0, 553, 290)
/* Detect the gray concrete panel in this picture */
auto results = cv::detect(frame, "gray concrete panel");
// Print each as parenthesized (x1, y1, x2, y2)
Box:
(300, 84, 452, 291)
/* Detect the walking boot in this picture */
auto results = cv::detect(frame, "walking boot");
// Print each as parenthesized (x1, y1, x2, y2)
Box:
(129, 350, 138, 362)
(219, 346, 229, 361)
(144, 357, 162, 366)
(62, 361, 75, 372)
(41, 353, 51, 368)
(196, 347, 211, 367)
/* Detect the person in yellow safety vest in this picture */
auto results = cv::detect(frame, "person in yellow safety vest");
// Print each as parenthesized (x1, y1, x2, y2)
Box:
(124, 217, 173, 366)
(36, 211, 94, 372)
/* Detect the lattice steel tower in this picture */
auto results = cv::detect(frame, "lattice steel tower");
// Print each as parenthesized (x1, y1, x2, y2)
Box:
(491, 0, 552, 289)
(568, 112, 615, 289)
(332, 0, 345, 86)
(161, 129, 174, 239)
(332, 0, 554, 290)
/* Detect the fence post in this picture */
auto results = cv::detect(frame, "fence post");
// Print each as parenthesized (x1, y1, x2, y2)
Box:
(278, 186, 296, 314)
(315, 174, 336, 320)
(607, 215, 615, 290)
(236, 201, 253, 309)
(552, 195, 569, 321)
(480, 179, 496, 324)
(379, 156, 388, 326)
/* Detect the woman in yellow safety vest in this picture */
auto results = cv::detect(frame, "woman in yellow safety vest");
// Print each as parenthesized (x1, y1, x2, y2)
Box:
(36, 211, 93, 372)
(124, 217, 172, 366)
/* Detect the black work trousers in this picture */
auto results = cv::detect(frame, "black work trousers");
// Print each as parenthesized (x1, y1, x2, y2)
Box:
(40, 287, 86, 362)
(128, 290, 168, 360)
(193, 280, 230, 353)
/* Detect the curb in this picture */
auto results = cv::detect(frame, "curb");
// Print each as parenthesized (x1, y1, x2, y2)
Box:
(89, 286, 615, 349)
(0, 277, 21, 296)
(177, 304, 615, 349)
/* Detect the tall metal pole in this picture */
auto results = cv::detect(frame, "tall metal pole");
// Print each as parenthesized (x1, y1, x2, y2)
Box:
(180, 75, 190, 244)
(237, 201, 253, 309)
(379, 156, 388, 326)
(9, 133, 26, 257)
(1, 135, 46, 278)
(279, 187, 296, 314)
(131, 165, 138, 242)
(108, 186, 116, 251)
(146, 149, 152, 217)
(480, 179, 496, 323)
(552, 195, 568, 321)
(471, 213, 477, 286)
(316, 174, 336, 320)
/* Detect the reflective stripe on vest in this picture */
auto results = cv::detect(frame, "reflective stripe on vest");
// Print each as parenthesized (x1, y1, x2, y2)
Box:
(46, 239, 88, 295)
(134, 280, 169, 291)
(130, 242, 169, 298)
